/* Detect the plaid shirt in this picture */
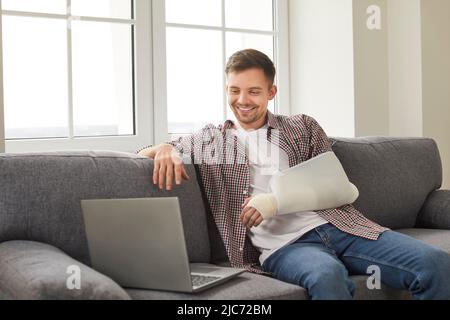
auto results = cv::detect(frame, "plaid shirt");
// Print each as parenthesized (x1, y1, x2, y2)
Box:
(151, 111, 389, 274)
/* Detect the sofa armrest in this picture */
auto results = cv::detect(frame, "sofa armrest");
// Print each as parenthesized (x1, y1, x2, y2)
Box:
(0, 240, 130, 300)
(416, 190, 450, 230)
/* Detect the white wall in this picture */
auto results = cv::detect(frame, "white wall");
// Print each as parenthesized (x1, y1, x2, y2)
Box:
(387, 0, 423, 137)
(289, 0, 450, 188)
(421, 0, 450, 189)
(289, 0, 355, 137)
(352, 0, 390, 136)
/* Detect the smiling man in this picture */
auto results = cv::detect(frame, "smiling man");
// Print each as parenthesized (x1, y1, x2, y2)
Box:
(227, 63, 277, 131)
(138, 49, 450, 300)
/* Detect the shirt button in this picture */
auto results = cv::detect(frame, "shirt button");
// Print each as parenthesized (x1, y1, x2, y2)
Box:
(243, 190, 248, 195)
(239, 247, 243, 251)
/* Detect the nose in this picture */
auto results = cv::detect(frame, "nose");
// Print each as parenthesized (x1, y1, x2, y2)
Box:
(237, 92, 251, 105)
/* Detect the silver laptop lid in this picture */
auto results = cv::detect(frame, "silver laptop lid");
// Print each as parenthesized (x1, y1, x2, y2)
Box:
(81, 197, 192, 292)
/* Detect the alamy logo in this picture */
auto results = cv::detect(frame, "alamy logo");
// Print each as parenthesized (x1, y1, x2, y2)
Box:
(176, 128, 280, 175)
(66, 265, 81, 290)
(367, 5, 382, 30)
(366, 265, 381, 290)
(66, 5, 82, 30)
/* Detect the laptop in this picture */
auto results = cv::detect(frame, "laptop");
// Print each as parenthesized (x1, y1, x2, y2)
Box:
(81, 197, 245, 293)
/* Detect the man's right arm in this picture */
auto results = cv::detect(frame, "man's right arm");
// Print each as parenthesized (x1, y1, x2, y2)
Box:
(137, 143, 173, 160)
(137, 123, 219, 190)
(137, 143, 190, 191)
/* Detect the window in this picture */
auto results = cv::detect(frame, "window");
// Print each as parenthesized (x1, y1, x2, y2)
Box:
(0, 1, 288, 152)
(154, 0, 289, 142)
(1, 0, 152, 152)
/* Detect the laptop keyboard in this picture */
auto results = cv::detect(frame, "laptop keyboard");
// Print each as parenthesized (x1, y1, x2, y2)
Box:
(191, 274, 221, 287)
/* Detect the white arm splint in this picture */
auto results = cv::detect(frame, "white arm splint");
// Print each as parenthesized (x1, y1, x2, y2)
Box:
(246, 151, 359, 220)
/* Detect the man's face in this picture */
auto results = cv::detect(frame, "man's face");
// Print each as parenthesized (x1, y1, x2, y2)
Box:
(226, 68, 277, 130)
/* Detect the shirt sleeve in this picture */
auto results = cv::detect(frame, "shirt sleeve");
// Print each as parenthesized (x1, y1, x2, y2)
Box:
(302, 114, 333, 158)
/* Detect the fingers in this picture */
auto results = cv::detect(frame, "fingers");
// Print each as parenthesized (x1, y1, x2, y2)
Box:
(241, 197, 251, 208)
(153, 162, 160, 185)
(253, 216, 263, 227)
(153, 146, 189, 190)
(174, 164, 190, 185)
(240, 207, 261, 228)
(240, 205, 264, 228)
(158, 163, 166, 190)
(247, 211, 261, 228)
(170, 163, 189, 188)
(154, 160, 189, 190)
(166, 166, 174, 190)
(239, 205, 253, 222)
(181, 165, 190, 181)
(174, 165, 182, 185)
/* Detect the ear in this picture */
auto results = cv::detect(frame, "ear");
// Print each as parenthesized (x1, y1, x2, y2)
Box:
(268, 85, 278, 100)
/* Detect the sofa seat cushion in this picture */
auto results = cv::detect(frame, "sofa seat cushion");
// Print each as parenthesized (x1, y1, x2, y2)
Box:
(349, 228, 450, 300)
(350, 275, 411, 300)
(125, 272, 307, 300)
(396, 228, 450, 254)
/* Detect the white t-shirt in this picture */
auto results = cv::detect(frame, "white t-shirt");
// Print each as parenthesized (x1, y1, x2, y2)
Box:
(233, 123, 328, 265)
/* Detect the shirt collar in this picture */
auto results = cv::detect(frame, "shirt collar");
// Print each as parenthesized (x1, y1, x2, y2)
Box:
(223, 110, 279, 131)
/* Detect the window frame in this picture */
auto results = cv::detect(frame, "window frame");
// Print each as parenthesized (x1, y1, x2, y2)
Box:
(1, 0, 153, 153)
(0, 0, 289, 152)
(152, 0, 290, 144)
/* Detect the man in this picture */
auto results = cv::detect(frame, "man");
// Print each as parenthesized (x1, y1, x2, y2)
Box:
(138, 49, 450, 299)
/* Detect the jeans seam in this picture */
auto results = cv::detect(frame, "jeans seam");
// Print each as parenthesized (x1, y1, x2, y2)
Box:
(314, 229, 329, 247)
(343, 251, 418, 277)
(313, 229, 338, 256)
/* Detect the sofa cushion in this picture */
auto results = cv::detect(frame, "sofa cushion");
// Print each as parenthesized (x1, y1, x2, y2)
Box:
(351, 275, 411, 300)
(0, 240, 130, 299)
(351, 227, 450, 300)
(396, 228, 450, 254)
(0, 151, 211, 266)
(331, 137, 442, 229)
(125, 272, 307, 300)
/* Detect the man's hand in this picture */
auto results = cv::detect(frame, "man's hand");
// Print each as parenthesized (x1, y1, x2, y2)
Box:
(240, 197, 263, 228)
(140, 144, 190, 190)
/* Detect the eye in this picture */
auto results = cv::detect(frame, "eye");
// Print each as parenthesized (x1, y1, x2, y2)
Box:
(249, 90, 261, 96)
(229, 89, 240, 94)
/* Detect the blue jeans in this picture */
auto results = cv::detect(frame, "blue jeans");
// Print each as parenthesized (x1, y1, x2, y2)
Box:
(261, 223, 450, 300)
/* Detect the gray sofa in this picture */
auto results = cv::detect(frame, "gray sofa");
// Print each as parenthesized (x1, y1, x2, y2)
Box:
(1, 136, 449, 300)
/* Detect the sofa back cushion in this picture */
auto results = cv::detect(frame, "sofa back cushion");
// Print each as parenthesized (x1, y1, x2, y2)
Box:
(331, 137, 442, 229)
(0, 151, 210, 265)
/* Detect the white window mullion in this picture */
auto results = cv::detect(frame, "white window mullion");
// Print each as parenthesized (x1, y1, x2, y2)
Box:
(274, 0, 290, 116)
(221, 0, 227, 122)
(151, 0, 168, 144)
(66, 0, 74, 139)
(165, 22, 277, 36)
(134, 0, 154, 146)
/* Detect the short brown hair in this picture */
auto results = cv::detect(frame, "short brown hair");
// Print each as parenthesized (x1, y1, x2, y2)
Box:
(225, 49, 276, 85)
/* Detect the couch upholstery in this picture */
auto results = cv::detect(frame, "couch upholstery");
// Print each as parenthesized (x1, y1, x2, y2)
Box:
(0, 137, 449, 300)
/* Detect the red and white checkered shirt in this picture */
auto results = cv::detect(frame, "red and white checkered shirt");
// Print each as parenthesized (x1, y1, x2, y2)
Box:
(152, 111, 389, 274)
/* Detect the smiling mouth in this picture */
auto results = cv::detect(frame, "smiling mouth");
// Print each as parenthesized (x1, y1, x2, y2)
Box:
(237, 106, 256, 112)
